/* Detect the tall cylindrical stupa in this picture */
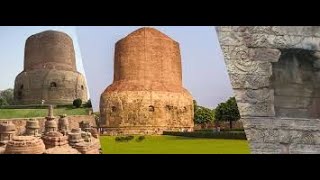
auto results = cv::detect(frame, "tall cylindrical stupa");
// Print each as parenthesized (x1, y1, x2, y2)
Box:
(14, 30, 88, 105)
(100, 27, 194, 135)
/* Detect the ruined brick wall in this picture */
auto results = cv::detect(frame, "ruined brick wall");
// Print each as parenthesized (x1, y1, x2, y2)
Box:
(24, 30, 76, 71)
(217, 26, 320, 154)
(100, 27, 194, 135)
(14, 30, 88, 105)
(111, 27, 182, 91)
(0, 115, 96, 135)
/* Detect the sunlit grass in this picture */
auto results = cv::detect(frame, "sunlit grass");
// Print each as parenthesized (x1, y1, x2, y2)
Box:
(0, 108, 89, 119)
(100, 135, 250, 154)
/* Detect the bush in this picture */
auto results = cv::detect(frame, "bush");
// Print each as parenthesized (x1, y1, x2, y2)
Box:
(221, 128, 244, 132)
(115, 137, 122, 142)
(115, 136, 135, 142)
(56, 104, 74, 109)
(84, 99, 92, 108)
(127, 136, 134, 140)
(136, 136, 145, 142)
(163, 131, 247, 140)
(195, 128, 244, 133)
(73, 99, 82, 108)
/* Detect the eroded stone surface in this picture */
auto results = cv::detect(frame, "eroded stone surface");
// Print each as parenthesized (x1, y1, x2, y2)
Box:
(25, 119, 40, 137)
(217, 26, 320, 154)
(0, 122, 16, 145)
(74, 138, 101, 154)
(42, 131, 68, 149)
(44, 145, 81, 154)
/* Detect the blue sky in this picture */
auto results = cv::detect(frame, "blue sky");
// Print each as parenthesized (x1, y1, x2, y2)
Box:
(76, 26, 233, 111)
(0, 26, 87, 95)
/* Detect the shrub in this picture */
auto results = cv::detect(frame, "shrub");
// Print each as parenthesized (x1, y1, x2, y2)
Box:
(163, 131, 247, 140)
(136, 136, 145, 142)
(56, 104, 74, 109)
(84, 99, 92, 108)
(127, 136, 134, 141)
(221, 128, 244, 132)
(195, 128, 244, 133)
(115, 136, 135, 142)
(73, 98, 82, 108)
(115, 137, 122, 142)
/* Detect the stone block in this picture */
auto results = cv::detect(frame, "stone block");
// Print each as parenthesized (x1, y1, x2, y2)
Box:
(229, 74, 270, 89)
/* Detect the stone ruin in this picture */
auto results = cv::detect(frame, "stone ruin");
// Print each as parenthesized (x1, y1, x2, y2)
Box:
(24, 119, 41, 137)
(0, 121, 16, 145)
(13, 30, 88, 105)
(58, 114, 69, 136)
(5, 136, 45, 154)
(217, 26, 320, 154)
(100, 27, 194, 135)
(0, 105, 101, 154)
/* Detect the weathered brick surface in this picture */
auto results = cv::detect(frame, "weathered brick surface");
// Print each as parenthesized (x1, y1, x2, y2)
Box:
(13, 30, 88, 105)
(4, 136, 45, 154)
(100, 27, 194, 135)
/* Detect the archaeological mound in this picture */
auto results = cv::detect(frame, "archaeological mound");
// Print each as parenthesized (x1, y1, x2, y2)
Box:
(100, 27, 194, 135)
(14, 30, 88, 105)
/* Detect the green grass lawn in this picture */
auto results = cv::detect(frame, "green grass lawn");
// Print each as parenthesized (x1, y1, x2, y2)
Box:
(100, 135, 250, 154)
(0, 108, 89, 119)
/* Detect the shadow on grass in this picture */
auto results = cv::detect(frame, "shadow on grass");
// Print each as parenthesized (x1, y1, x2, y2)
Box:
(162, 135, 247, 141)
(151, 135, 203, 141)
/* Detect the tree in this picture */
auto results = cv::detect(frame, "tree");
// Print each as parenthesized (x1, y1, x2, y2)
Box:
(0, 89, 14, 105)
(194, 106, 215, 124)
(0, 98, 8, 106)
(73, 98, 83, 108)
(214, 97, 240, 129)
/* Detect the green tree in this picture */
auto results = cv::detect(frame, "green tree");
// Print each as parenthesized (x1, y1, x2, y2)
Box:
(194, 106, 215, 124)
(0, 98, 8, 107)
(214, 97, 240, 129)
(0, 88, 14, 105)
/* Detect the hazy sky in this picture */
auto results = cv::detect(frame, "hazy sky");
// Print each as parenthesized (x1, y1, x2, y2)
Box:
(0, 26, 87, 95)
(76, 26, 233, 111)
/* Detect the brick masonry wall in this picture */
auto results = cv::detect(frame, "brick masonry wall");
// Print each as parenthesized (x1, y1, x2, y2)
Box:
(0, 115, 96, 135)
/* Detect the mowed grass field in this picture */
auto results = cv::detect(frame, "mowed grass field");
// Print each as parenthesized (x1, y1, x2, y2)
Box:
(0, 108, 89, 119)
(100, 136, 250, 154)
